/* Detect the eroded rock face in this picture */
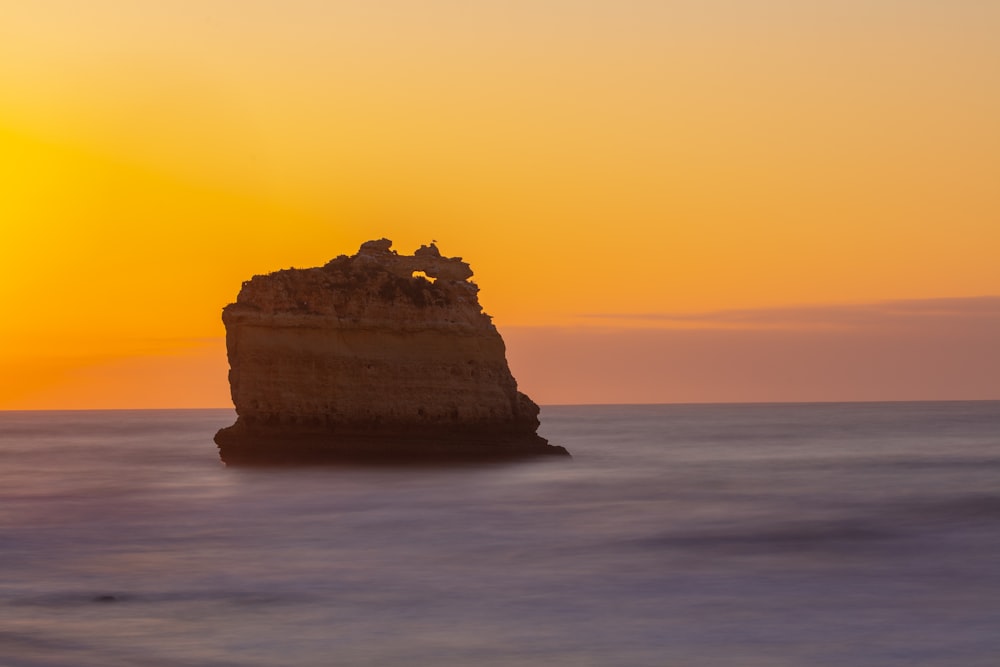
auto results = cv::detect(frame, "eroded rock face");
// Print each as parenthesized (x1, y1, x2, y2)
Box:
(214, 239, 568, 462)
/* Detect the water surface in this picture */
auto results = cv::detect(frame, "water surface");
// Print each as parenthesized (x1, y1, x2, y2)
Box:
(1, 402, 998, 666)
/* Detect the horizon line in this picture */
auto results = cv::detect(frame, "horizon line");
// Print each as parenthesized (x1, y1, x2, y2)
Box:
(2, 398, 997, 413)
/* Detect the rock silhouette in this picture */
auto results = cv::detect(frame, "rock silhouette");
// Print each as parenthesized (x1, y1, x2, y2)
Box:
(215, 239, 569, 463)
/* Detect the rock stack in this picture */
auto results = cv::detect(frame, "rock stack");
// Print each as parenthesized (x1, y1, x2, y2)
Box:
(214, 239, 569, 463)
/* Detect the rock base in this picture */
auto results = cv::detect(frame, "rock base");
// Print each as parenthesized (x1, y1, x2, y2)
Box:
(215, 421, 569, 465)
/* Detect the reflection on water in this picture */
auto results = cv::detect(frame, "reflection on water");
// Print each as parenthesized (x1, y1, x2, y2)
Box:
(1, 403, 998, 666)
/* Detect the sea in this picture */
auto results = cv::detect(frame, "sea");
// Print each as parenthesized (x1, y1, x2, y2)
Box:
(1, 402, 998, 667)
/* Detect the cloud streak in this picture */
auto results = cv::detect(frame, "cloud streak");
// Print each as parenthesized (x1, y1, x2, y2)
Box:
(580, 296, 1000, 330)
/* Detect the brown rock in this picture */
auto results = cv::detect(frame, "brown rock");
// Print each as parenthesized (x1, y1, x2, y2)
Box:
(214, 239, 569, 463)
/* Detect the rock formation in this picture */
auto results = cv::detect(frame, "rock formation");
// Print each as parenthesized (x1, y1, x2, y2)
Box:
(214, 238, 569, 463)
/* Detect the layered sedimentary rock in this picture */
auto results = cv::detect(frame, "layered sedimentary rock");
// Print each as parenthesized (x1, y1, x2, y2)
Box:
(214, 239, 568, 462)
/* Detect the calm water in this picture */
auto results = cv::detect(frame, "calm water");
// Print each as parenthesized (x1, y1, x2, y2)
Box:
(1, 402, 998, 666)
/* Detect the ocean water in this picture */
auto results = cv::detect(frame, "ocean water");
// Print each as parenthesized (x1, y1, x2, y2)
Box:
(0, 402, 998, 667)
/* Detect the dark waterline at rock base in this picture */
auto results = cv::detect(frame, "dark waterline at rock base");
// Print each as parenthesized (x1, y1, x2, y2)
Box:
(214, 422, 570, 465)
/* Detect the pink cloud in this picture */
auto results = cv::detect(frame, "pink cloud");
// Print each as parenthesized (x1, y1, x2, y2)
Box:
(505, 297, 1000, 404)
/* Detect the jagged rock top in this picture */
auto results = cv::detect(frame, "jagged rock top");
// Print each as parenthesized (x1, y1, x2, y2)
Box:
(225, 239, 489, 331)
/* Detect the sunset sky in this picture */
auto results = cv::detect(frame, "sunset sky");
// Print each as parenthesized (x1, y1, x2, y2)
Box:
(2, 1, 998, 408)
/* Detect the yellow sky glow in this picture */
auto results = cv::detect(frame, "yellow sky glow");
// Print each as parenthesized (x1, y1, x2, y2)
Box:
(2, 1, 998, 408)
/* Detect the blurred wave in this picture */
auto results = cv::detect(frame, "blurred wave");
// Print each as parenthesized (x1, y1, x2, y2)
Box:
(0, 402, 997, 666)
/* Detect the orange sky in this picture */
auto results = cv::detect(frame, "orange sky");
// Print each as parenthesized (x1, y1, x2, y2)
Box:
(2, 1, 998, 408)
